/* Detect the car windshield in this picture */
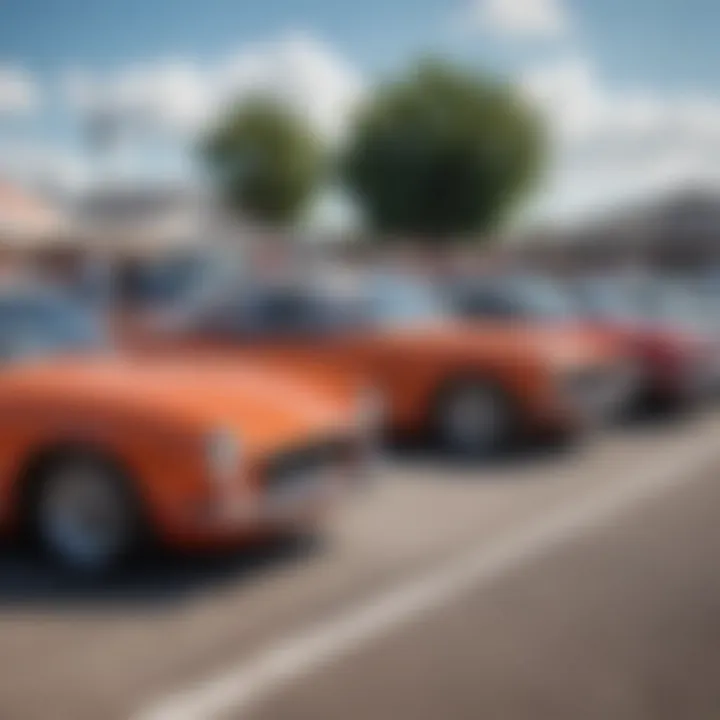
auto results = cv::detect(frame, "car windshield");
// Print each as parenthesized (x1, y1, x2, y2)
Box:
(197, 275, 452, 336)
(570, 280, 641, 322)
(503, 277, 574, 320)
(449, 276, 574, 322)
(0, 291, 106, 361)
(636, 283, 708, 331)
(125, 248, 245, 311)
(195, 282, 366, 337)
(571, 278, 708, 331)
(365, 275, 451, 327)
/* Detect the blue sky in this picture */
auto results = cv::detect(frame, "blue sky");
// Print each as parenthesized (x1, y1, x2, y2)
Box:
(0, 0, 720, 88)
(0, 0, 447, 75)
(2, 0, 720, 221)
(3, 0, 720, 88)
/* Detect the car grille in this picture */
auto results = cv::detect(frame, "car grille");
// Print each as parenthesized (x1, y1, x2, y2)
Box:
(263, 438, 355, 495)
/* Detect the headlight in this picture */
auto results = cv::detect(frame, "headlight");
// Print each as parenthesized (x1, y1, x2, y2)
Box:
(205, 428, 240, 486)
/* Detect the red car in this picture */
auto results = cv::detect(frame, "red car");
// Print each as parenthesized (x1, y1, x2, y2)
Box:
(448, 274, 717, 412)
(569, 277, 719, 408)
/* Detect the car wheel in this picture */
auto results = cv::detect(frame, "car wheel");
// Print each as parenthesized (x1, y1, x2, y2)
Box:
(31, 454, 144, 575)
(435, 381, 512, 457)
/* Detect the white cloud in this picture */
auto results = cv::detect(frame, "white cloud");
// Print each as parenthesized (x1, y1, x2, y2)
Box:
(471, 0, 570, 39)
(0, 66, 39, 115)
(63, 62, 213, 137)
(521, 57, 720, 221)
(63, 32, 364, 143)
(0, 139, 90, 193)
(217, 33, 365, 141)
(27, 33, 363, 196)
(56, 35, 720, 225)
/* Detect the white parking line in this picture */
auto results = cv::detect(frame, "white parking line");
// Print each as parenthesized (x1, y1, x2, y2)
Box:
(136, 438, 719, 720)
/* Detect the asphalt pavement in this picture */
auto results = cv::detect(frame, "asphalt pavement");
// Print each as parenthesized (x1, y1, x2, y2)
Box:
(1, 410, 720, 720)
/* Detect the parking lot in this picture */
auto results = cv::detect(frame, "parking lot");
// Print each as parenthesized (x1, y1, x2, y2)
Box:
(4, 1, 720, 717)
(1, 407, 719, 720)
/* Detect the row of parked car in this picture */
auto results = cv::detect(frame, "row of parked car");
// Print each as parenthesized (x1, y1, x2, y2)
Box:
(0, 263, 716, 576)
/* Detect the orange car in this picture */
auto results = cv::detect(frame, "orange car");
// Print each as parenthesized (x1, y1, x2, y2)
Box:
(445, 274, 642, 413)
(0, 286, 366, 574)
(131, 273, 632, 457)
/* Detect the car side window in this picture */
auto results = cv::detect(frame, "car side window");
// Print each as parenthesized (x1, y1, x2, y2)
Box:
(201, 291, 331, 338)
(199, 299, 252, 335)
(257, 292, 347, 336)
(254, 292, 315, 332)
(0, 296, 102, 359)
(455, 287, 520, 319)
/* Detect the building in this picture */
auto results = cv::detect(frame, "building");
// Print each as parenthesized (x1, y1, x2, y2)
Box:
(515, 188, 720, 272)
(0, 181, 69, 249)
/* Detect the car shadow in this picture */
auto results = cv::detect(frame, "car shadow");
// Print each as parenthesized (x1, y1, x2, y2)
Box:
(385, 433, 582, 479)
(385, 399, 707, 479)
(0, 533, 324, 611)
(613, 401, 703, 436)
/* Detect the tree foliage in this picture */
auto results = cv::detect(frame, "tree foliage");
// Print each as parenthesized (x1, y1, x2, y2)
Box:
(342, 59, 546, 240)
(203, 98, 325, 226)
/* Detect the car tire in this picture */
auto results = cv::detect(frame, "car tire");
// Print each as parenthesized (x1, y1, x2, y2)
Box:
(434, 380, 513, 458)
(29, 453, 145, 576)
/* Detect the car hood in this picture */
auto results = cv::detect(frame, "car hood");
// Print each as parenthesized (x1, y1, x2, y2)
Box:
(0, 354, 355, 453)
(588, 318, 716, 355)
(396, 321, 623, 371)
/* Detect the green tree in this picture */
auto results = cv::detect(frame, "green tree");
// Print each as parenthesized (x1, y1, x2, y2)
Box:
(342, 60, 546, 241)
(203, 98, 325, 227)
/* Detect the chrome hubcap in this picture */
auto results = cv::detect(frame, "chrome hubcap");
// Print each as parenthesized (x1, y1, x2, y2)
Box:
(39, 465, 129, 570)
(444, 387, 502, 452)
